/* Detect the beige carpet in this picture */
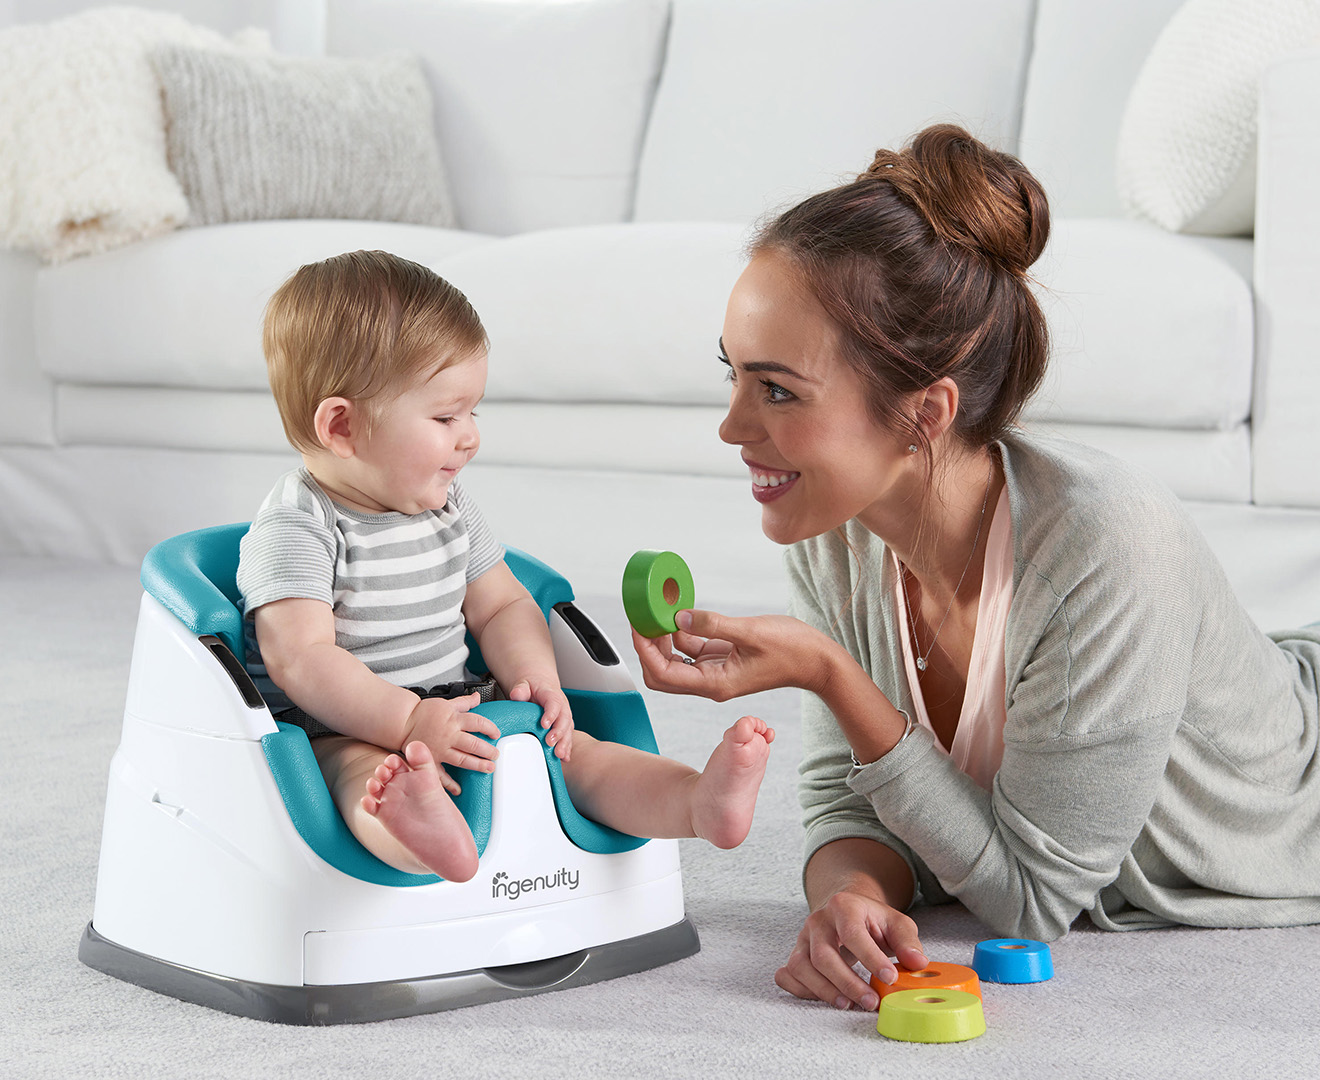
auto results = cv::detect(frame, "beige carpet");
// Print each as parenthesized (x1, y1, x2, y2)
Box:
(3, 555, 1318, 1080)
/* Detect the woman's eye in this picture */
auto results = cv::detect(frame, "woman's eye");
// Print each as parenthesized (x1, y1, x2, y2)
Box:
(762, 380, 793, 404)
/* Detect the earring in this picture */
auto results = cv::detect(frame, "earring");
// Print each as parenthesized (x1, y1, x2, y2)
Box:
(907, 444, 919, 454)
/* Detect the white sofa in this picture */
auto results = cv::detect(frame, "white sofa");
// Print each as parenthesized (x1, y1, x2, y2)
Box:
(3, 0, 1320, 628)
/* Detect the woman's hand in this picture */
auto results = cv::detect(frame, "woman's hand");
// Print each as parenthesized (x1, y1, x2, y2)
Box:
(775, 890, 928, 1011)
(631, 609, 836, 701)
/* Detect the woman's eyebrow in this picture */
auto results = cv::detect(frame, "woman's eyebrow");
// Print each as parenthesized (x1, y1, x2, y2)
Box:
(717, 339, 817, 382)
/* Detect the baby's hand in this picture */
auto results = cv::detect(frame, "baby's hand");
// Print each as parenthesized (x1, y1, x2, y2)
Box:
(403, 692, 502, 794)
(508, 678, 574, 760)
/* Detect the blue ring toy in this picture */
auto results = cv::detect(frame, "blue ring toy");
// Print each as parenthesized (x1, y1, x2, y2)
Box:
(971, 938, 1054, 983)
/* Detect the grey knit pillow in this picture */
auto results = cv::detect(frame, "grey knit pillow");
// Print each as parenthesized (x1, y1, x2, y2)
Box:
(152, 47, 454, 227)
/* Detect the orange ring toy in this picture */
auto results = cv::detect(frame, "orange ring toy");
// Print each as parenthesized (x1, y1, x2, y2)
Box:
(870, 961, 982, 1001)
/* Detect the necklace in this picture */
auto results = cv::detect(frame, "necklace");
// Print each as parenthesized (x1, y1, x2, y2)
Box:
(900, 462, 994, 673)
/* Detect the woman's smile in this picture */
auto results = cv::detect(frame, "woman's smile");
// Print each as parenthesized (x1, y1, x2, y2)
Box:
(745, 458, 801, 502)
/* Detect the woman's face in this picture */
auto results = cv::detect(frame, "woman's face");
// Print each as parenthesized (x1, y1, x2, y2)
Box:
(718, 251, 917, 545)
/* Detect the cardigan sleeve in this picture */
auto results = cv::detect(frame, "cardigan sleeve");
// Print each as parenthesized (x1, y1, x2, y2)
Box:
(846, 500, 1198, 941)
(788, 539, 952, 909)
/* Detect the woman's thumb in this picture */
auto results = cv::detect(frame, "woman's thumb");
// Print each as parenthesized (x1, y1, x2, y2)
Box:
(675, 608, 723, 637)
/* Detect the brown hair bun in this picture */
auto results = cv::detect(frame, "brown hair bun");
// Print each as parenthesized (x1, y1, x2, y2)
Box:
(865, 124, 1049, 278)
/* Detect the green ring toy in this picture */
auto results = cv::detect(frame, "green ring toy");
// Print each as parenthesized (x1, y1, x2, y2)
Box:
(876, 988, 986, 1044)
(622, 550, 695, 638)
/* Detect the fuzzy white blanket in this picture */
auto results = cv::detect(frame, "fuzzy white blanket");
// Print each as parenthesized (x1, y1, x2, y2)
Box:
(0, 6, 260, 263)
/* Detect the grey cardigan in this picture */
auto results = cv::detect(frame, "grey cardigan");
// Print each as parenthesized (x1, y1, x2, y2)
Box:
(788, 432, 1320, 939)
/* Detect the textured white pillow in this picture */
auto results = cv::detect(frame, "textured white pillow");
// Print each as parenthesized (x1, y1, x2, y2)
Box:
(0, 7, 263, 262)
(1116, 0, 1320, 236)
(153, 47, 454, 228)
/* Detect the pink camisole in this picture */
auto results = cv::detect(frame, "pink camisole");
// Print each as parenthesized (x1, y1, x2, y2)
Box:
(893, 487, 1013, 791)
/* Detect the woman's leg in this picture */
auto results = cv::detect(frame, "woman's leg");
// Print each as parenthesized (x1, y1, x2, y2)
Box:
(560, 716, 774, 849)
(313, 736, 479, 882)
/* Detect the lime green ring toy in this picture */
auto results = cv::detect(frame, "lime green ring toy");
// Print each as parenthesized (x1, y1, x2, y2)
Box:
(876, 988, 987, 1044)
(622, 550, 695, 638)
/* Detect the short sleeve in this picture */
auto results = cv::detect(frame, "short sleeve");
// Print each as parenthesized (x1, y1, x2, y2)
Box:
(236, 504, 337, 614)
(449, 480, 504, 582)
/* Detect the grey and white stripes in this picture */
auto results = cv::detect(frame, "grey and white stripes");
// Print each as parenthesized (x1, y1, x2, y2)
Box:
(237, 468, 503, 713)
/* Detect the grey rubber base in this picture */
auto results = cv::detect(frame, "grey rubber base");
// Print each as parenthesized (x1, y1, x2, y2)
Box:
(79, 919, 700, 1025)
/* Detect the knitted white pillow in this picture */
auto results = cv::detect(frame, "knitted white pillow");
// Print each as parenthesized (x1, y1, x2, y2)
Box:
(1116, 0, 1320, 236)
(0, 7, 263, 262)
(153, 47, 454, 229)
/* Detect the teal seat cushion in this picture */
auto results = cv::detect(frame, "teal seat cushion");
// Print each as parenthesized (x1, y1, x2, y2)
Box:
(261, 692, 654, 886)
(140, 522, 250, 662)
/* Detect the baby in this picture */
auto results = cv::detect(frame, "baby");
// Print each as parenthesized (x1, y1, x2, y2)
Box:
(237, 250, 774, 882)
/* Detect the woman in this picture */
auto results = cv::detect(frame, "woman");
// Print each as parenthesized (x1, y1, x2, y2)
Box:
(632, 125, 1320, 1014)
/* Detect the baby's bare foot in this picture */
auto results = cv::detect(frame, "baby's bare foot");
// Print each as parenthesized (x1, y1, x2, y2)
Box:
(690, 715, 775, 849)
(361, 741, 479, 881)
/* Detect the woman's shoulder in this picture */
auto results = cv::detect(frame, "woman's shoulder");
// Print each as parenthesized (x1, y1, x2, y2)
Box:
(1003, 430, 1179, 508)
(1001, 429, 1208, 591)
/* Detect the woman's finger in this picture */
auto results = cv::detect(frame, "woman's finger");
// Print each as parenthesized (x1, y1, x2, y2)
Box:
(820, 895, 904, 991)
(630, 629, 713, 691)
(881, 914, 928, 973)
(807, 931, 881, 1009)
(779, 943, 864, 1010)
(630, 627, 673, 672)
(775, 964, 834, 1004)
(778, 933, 853, 1007)
(671, 628, 732, 661)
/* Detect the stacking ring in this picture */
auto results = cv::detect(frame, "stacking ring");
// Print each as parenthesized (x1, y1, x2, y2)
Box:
(682, 657, 696, 665)
(622, 549, 695, 637)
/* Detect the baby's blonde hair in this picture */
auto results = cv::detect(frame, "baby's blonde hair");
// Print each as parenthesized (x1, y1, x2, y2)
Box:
(263, 250, 487, 452)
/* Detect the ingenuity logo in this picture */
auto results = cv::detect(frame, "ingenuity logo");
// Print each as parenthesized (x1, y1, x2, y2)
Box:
(491, 867, 580, 902)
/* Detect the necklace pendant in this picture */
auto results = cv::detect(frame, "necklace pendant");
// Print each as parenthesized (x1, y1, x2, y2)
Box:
(916, 657, 927, 671)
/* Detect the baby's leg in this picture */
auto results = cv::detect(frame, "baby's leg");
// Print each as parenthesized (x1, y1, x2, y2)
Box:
(313, 736, 479, 882)
(561, 716, 774, 849)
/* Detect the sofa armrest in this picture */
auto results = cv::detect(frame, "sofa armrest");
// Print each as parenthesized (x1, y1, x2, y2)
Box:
(1252, 48, 1320, 508)
(0, 249, 54, 446)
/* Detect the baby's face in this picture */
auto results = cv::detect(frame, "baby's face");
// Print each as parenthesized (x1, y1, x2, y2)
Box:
(352, 348, 487, 515)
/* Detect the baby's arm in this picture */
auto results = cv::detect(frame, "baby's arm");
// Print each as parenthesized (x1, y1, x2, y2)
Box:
(254, 597, 501, 782)
(463, 562, 574, 759)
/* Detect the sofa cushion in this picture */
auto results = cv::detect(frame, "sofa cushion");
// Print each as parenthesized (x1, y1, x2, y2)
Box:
(633, 0, 1035, 223)
(1023, 220, 1254, 430)
(325, 0, 670, 236)
(35, 220, 494, 389)
(439, 223, 750, 405)
(1017, 0, 1186, 218)
(37, 215, 1253, 437)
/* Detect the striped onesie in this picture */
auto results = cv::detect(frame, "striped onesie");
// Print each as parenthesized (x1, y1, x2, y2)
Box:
(236, 467, 505, 715)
